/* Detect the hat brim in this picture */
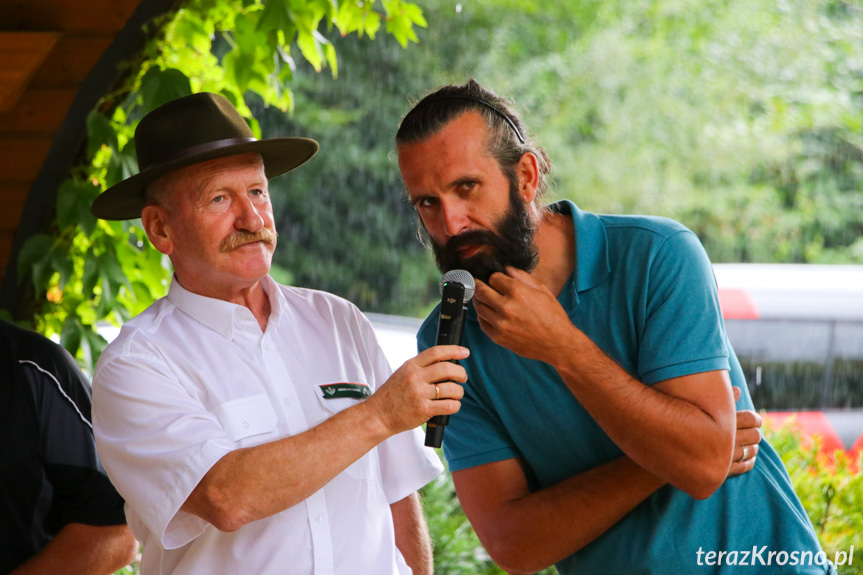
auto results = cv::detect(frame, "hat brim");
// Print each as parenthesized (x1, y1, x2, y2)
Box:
(90, 137, 319, 220)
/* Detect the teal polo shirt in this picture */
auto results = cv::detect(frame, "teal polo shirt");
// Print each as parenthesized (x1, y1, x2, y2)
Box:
(419, 200, 831, 574)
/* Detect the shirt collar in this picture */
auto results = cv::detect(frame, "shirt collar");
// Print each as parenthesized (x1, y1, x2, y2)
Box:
(553, 199, 610, 294)
(464, 199, 610, 320)
(167, 274, 286, 340)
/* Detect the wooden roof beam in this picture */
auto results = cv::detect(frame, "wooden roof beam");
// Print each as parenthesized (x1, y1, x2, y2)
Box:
(0, 32, 60, 112)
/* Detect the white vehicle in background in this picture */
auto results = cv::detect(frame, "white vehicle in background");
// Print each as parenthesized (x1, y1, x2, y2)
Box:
(713, 264, 863, 457)
(370, 264, 863, 457)
(366, 312, 424, 370)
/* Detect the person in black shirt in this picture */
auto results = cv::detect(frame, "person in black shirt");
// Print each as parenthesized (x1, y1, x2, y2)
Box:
(1, 319, 136, 574)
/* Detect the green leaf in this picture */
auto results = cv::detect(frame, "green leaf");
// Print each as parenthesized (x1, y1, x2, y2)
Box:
(56, 179, 100, 235)
(96, 276, 115, 316)
(257, 0, 295, 33)
(323, 41, 338, 77)
(81, 325, 108, 369)
(247, 114, 263, 139)
(60, 316, 84, 359)
(99, 248, 132, 291)
(223, 14, 273, 97)
(82, 256, 99, 296)
(224, 49, 256, 93)
(297, 29, 324, 71)
(401, 2, 426, 27)
(362, 11, 381, 39)
(86, 110, 119, 158)
(53, 249, 74, 290)
(139, 67, 193, 114)
(106, 141, 139, 189)
(385, 12, 419, 48)
(18, 234, 54, 290)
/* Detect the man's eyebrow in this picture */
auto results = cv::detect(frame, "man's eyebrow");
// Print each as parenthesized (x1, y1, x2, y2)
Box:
(449, 176, 476, 188)
(193, 175, 268, 198)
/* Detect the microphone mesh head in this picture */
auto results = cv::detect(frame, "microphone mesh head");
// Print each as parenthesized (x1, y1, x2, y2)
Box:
(440, 269, 476, 302)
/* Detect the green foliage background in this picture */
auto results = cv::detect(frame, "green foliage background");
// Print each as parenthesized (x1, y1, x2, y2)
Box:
(266, 0, 863, 318)
(13, 0, 863, 364)
(765, 420, 863, 575)
(12, 0, 429, 371)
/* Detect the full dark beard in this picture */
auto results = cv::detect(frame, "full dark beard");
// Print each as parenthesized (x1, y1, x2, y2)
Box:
(430, 186, 538, 284)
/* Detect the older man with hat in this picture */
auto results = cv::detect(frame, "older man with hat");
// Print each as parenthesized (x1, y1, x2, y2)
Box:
(90, 92, 467, 575)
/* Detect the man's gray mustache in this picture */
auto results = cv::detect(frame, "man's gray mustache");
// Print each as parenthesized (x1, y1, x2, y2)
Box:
(219, 228, 278, 252)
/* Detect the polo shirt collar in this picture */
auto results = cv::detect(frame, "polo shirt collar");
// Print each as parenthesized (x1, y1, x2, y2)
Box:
(554, 199, 610, 294)
(464, 199, 610, 320)
(167, 274, 286, 340)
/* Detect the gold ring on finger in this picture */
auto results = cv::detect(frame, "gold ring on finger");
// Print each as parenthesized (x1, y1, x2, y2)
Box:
(435, 385, 440, 400)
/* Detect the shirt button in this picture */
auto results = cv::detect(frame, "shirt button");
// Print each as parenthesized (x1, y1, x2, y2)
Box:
(314, 513, 323, 522)
(242, 420, 250, 428)
(283, 398, 292, 406)
(262, 343, 269, 351)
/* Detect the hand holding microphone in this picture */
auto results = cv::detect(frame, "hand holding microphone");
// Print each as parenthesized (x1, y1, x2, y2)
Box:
(362, 270, 473, 445)
(425, 269, 475, 448)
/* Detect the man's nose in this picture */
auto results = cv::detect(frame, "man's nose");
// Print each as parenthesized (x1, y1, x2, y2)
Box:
(441, 200, 470, 238)
(234, 196, 265, 232)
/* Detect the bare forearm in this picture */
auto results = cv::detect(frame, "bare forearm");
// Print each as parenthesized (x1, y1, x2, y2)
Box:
(548, 327, 734, 497)
(11, 524, 137, 575)
(460, 457, 664, 573)
(184, 400, 389, 531)
(391, 493, 433, 575)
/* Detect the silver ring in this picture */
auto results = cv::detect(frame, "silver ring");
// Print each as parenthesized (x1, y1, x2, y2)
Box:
(435, 385, 440, 400)
(741, 445, 749, 462)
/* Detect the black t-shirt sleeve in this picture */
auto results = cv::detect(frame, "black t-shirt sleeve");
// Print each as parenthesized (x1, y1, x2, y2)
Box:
(20, 343, 127, 529)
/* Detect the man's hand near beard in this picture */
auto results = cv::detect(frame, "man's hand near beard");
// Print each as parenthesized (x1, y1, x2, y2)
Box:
(473, 266, 576, 364)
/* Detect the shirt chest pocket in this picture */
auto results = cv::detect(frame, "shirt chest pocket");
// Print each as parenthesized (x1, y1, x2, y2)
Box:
(211, 395, 278, 446)
(315, 390, 378, 481)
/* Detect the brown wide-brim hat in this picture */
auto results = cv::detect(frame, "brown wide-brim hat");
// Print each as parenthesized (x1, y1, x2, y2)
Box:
(90, 92, 319, 220)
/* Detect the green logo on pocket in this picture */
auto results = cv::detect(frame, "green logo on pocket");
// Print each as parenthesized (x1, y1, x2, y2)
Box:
(319, 383, 371, 399)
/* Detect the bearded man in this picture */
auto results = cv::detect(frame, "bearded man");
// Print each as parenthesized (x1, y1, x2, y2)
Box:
(395, 80, 834, 575)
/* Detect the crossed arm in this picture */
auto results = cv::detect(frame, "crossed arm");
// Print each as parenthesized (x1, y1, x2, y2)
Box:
(453, 395, 761, 573)
(453, 268, 761, 573)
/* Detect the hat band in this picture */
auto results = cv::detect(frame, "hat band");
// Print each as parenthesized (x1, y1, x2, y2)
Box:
(154, 136, 259, 166)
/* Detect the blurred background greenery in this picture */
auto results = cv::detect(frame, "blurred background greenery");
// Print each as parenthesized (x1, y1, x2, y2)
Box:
(14, 0, 863, 351)
(262, 0, 863, 318)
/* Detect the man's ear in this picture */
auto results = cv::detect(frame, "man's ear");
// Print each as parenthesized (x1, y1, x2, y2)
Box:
(141, 204, 174, 256)
(516, 152, 540, 205)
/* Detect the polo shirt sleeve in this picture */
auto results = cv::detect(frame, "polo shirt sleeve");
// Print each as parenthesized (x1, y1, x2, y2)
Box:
(23, 350, 127, 528)
(439, 387, 519, 474)
(417, 317, 520, 474)
(637, 229, 731, 384)
(354, 310, 443, 503)
(93, 351, 235, 550)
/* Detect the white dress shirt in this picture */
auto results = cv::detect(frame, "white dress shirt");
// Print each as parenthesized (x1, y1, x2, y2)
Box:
(93, 276, 443, 575)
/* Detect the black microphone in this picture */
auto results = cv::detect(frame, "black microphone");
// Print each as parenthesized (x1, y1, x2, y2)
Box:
(425, 269, 475, 448)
